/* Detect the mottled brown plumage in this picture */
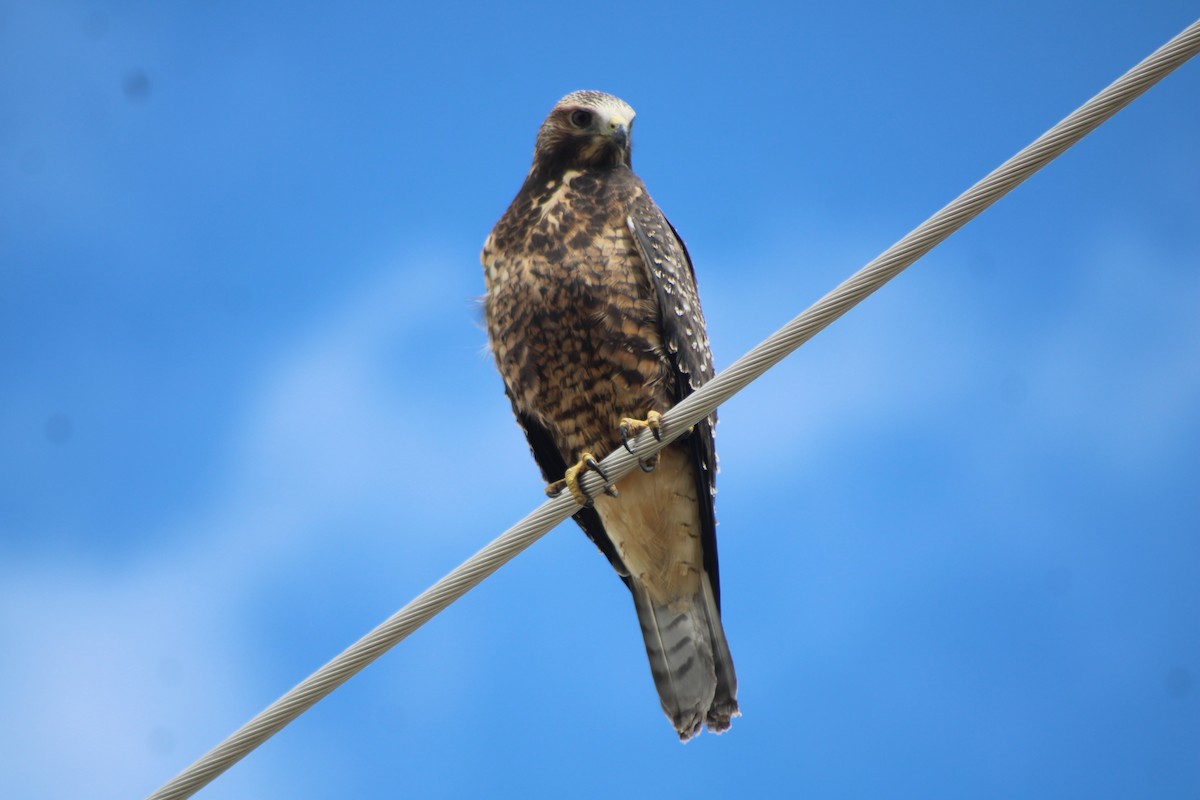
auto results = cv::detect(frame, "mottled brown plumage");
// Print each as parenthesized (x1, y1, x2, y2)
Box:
(481, 90, 738, 739)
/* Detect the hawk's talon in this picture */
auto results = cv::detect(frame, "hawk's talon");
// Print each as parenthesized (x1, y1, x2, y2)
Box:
(619, 422, 639, 454)
(619, 409, 664, 455)
(583, 455, 620, 498)
(547, 451, 617, 508)
(638, 455, 658, 473)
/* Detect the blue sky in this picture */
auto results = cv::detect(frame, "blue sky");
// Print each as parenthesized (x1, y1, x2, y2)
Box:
(2, 2, 1198, 798)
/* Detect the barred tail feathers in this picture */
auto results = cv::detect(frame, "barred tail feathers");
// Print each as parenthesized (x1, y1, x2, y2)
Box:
(701, 571, 739, 732)
(631, 575, 739, 740)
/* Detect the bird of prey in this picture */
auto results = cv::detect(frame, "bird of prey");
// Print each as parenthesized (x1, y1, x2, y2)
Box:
(481, 90, 738, 740)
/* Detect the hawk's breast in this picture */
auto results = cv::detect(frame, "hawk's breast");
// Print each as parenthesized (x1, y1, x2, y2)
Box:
(483, 170, 674, 459)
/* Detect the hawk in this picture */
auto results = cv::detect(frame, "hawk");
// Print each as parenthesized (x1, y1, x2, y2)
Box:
(481, 91, 738, 740)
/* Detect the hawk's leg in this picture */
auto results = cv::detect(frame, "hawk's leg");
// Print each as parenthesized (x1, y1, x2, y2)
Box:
(620, 410, 664, 473)
(546, 452, 619, 507)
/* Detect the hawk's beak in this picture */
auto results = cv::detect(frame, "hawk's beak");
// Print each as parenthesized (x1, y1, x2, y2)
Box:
(608, 116, 629, 146)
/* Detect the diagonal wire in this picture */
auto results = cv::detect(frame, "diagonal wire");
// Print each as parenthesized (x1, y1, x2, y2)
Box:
(147, 18, 1200, 800)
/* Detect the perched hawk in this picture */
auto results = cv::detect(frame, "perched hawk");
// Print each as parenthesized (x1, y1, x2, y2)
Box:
(481, 90, 738, 740)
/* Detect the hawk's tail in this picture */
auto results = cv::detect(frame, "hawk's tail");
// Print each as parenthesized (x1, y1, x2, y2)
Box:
(631, 572, 739, 741)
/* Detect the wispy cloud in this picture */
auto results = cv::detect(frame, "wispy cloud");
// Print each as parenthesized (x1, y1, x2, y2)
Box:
(0, 252, 512, 798)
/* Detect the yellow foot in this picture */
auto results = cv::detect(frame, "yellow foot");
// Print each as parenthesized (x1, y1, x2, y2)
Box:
(545, 452, 618, 507)
(620, 410, 663, 472)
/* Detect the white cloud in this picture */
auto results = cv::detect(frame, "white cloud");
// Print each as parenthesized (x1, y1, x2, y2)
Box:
(0, 557, 266, 798)
(704, 222, 1200, 489)
(0, 252, 506, 798)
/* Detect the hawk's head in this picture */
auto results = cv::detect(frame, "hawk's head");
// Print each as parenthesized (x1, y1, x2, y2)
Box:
(531, 90, 636, 175)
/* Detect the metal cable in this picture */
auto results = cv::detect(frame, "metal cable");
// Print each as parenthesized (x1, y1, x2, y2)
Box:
(147, 19, 1200, 799)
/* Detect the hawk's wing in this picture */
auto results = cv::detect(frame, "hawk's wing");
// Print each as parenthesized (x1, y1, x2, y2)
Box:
(625, 199, 724, 610)
(506, 393, 632, 585)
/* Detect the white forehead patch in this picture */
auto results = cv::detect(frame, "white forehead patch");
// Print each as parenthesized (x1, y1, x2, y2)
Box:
(556, 90, 636, 124)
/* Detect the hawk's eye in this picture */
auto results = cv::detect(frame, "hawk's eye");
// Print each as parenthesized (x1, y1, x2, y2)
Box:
(569, 109, 593, 129)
